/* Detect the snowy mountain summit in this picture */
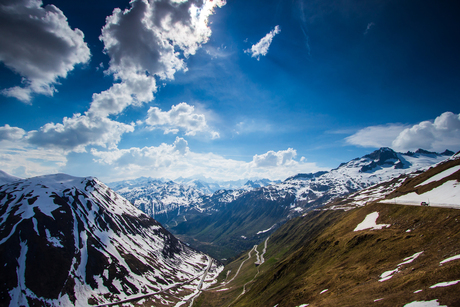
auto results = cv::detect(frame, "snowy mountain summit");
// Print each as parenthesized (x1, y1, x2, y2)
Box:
(0, 174, 221, 306)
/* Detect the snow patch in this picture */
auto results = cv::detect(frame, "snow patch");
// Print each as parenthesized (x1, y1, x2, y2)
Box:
(381, 180, 460, 208)
(403, 300, 447, 307)
(415, 165, 460, 187)
(354, 212, 391, 231)
(45, 228, 63, 248)
(257, 224, 277, 235)
(429, 280, 460, 288)
(379, 251, 423, 282)
(439, 254, 460, 265)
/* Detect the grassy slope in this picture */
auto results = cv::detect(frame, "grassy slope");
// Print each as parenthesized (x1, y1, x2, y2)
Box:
(196, 202, 460, 307)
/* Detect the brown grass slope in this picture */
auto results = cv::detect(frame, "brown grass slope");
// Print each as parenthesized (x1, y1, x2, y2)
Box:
(197, 203, 460, 307)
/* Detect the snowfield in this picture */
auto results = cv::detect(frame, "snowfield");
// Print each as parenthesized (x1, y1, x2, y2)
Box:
(381, 180, 460, 208)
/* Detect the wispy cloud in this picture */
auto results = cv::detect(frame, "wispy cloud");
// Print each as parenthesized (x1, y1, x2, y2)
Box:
(0, 0, 90, 103)
(345, 124, 408, 148)
(0, 139, 67, 178)
(364, 22, 375, 35)
(245, 25, 281, 60)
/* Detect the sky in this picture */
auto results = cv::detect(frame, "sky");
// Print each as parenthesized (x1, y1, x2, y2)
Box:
(0, 0, 459, 183)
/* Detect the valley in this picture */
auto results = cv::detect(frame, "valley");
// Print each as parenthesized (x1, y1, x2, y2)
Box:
(113, 148, 454, 262)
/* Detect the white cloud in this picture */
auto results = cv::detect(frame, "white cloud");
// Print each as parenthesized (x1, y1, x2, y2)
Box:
(345, 124, 408, 148)
(0, 125, 26, 141)
(92, 136, 189, 167)
(252, 148, 297, 168)
(0, 139, 67, 178)
(89, 0, 226, 117)
(26, 114, 135, 152)
(392, 112, 460, 152)
(145, 102, 219, 138)
(0, 0, 90, 102)
(92, 143, 325, 182)
(245, 25, 281, 60)
(346, 112, 460, 152)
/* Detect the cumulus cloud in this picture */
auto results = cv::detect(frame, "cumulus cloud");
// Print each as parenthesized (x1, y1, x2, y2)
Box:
(0, 125, 26, 141)
(245, 25, 281, 60)
(92, 136, 189, 167)
(345, 124, 408, 148)
(89, 0, 226, 117)
(145, 102, 219, 138)
(392, 112, 460, 152)
(252, 148, 297, 168)
(27, 114, 135, 152)
(346, 112, 460, 152)
(0, 0, 90, 102)
(92, 143, 325, 182)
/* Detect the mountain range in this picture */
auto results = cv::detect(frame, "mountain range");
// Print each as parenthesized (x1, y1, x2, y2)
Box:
(112, 148, 453, 260)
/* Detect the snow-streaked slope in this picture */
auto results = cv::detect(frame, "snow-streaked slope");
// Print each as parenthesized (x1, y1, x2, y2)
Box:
(0, 174, 222, 306)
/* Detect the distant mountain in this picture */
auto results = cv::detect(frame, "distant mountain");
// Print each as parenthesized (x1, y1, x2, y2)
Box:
(0, 174, 222, 306)
(0, 170, 21, 185)
(198, 152, 460, 307)
(242, 178, 281, 189)
(284, 171, 328, 182)
(110, 176, 278, 227)
(110, 179, 208, 227)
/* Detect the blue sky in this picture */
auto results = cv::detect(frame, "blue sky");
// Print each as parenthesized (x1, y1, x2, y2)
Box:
(0, 0, 459, 182)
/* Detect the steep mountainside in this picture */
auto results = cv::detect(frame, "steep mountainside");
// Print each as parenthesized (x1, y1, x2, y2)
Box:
(0, 174, 222, 306)
(168, 148, 453, 260)
(196, 152, 460, 307)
